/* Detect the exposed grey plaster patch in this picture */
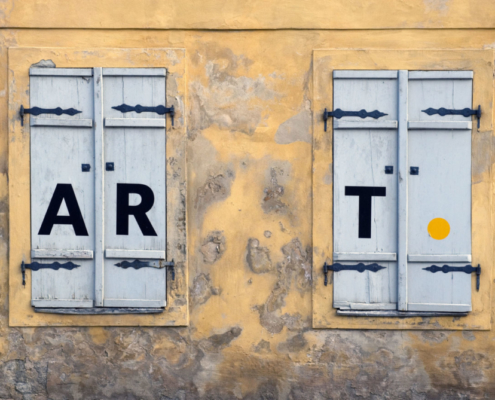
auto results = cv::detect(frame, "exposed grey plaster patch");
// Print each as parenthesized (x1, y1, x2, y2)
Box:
(199, 327, 242, 353)
(323, 163, 333, 185)
(278, 333, 308, 353)
(253, 339, 271, 354)
(264, 230, 272, 238)
(190, 273, 221, 307)
(255, 238, 312, 333)
(195, 169, 235, 219)
(31, 59, 56, 68)
(189, 47, 279, 136)
(471, 131, 492, 183)
(420, 331, 448, 344)
(424, 0, 450, 14)
(462, 331, 476, 342)
(246, 238, 272, 274)
(262, 168, 288, 215)
(200, 231, 226, 264)
(275, 106, 311, 145)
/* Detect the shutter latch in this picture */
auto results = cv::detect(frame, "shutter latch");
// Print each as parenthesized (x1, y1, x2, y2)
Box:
(422, 105, 482, 129)
(21, 260, 81, 286)
(19, 105, 82, 126)
(323, 262, 386, 286)
(323, 108, 388, 131)
(112, 104, 175, 127)
(423, 264, 481, 291)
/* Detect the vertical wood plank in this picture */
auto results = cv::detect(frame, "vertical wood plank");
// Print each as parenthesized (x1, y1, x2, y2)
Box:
(397, 70, 408, 311)
(93, 67, 104, 306)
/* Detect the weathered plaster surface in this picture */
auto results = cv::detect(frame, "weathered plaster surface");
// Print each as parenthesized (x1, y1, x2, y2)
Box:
(0, 23, 495, 398)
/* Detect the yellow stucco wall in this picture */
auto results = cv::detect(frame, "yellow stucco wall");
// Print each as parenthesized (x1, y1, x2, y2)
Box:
(1, 1, 495, 397)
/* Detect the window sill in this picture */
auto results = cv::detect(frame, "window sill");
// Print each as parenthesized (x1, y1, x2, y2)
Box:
(33, 307, 164, 315)
(336, 310, 469, 318)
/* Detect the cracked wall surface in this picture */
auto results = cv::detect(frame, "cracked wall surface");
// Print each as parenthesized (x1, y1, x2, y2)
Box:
(1, 10, 495, 398)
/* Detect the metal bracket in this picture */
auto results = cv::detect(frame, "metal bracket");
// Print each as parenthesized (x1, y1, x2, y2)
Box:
(163, 260, 175, 281)
(410, 166, 419, 175)
(323, 108, 388, 131)
(422, 105, 482, 129)
(385, 166, 394, 174)
(423, 264, 481, 291)
(21, 260, 81, 287)
(112, 104, 175, 127)
(20, 105, 82, 126)
(323, 262, 386, 286)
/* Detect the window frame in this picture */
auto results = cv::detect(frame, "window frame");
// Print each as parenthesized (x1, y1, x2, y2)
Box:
(312, 49, 494, 330)
(8, 47, 188, 327)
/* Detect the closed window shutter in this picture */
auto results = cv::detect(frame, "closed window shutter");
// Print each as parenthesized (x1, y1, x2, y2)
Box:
(332, 70, 474, 313)
(29, 67, 168, 309)
(101, 68, 167, 308)
(406, 71, 473, 312)
(333, 71, 399, 310)
(30, 68, 95, 308)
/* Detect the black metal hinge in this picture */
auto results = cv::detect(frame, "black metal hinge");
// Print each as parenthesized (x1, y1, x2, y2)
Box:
(323, 262, 386, 286)
(422, 105, 482, 129)
(166, 260, 176, 281)
(19, 105, 82, 126)
(21, 261, 81, 286)
(423, 264, 481, 291)
(323, 108, 388, 131)
(114, 259, 175, 280)
(112, 104, 175, 127)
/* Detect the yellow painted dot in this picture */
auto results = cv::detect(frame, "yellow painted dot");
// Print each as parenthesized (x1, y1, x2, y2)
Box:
(428, 218, 450, 240)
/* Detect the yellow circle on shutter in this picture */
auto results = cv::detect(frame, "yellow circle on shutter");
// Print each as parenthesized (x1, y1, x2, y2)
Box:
(427, 218, 450, 240)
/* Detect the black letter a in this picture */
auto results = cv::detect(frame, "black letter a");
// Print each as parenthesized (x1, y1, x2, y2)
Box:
(38, 184, 89, 236)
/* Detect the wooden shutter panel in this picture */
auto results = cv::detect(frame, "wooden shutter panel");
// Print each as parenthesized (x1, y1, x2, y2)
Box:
(406, 71, 473, 312)
(30, 68, 95, 308)
(101, 68, 167, 308)
(332, 70, 399, 310)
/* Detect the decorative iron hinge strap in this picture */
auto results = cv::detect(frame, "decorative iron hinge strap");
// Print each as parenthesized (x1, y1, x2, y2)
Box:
(19, 105, 82, 126)
(323, 108, 388, 131)
(114, 259, 175, 280)
(422, 105, 481, 129)
(323, 262, 386, 286)
(21, 261, 81, 287)
(112, 104, 175, 126)
(423, 264, 481, 291)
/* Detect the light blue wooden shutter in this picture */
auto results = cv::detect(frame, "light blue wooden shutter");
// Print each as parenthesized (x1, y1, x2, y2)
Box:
(333, 71, 399, 310)
(100, 68, 167, 308)
(30, 68, 95, 308)
(406, 71, 473, 312)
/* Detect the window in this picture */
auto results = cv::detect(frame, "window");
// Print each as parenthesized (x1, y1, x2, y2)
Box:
(333, 70, 473, 314)
(29, 67, 169, 310)
(9, 47, 187, 326)
(312, 50, 493, 330)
